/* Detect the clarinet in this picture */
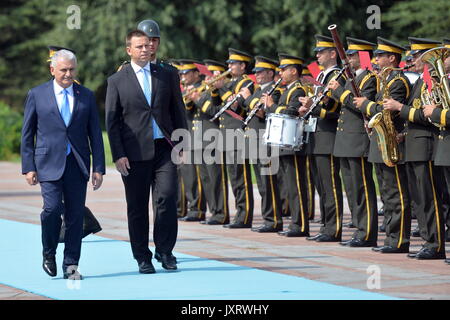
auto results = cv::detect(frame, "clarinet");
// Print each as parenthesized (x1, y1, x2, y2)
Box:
(302, 67, 346, 120)
(210, 82, 254, 122)
(241, 78, 282, 129)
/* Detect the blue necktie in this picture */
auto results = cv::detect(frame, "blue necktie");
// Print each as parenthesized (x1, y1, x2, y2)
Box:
(142, 68, 164, 139)
(60, 89, 71, 155)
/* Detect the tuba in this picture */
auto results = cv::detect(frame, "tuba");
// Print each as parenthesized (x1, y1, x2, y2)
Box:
(367, 67, 405, 167)
(420, 47, 450, 128)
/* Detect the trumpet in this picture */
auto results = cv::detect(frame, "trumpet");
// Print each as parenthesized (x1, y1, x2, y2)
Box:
(183, 69, 231, 103)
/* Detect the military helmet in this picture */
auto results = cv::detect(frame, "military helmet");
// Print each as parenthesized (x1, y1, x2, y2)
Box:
(137, 19, 160, 38)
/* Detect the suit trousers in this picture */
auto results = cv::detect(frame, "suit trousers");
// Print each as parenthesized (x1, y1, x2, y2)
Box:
(225, 151, 254, 225)
(375, 163, 411, 248)
(340, 157, 378, 241)
(406, 161, 445, 252)
(40, 153, 87, 269)
(253, 159, 283, 229)
(313, 154, 343, 238)
(122, 139, 178, 263)
(198, 150, 230, 224)
(279, 154, 309, 233)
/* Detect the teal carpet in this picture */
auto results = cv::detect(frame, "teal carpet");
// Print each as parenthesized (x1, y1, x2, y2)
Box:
(0, 219, 398, 300)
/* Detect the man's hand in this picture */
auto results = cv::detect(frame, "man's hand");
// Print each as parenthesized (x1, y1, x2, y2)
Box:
(353, 97, 368, 109)
(423, 104, 437, 118)
(299, 96, 313, 109)
(383, 98, 403, 112)
(327, 79, 340, 91)
(189, 90, 201, 103)
(92, 172, 103, 191)
(261, 93, 274, 109)
(115, 157, 130, 176)
(227, 94, 239, 111)
(25, 171, 38, 186)
(396, 133, 405, 144)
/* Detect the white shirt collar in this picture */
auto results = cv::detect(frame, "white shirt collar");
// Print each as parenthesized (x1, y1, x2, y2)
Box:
(131, 61, 151, 74)
(53, 79, 73, 95)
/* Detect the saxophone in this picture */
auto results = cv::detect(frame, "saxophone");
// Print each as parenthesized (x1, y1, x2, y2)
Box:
(367, 67, 404, 167)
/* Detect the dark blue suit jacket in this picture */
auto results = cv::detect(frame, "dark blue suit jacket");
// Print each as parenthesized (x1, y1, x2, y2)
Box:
(21, 80, 105, 182)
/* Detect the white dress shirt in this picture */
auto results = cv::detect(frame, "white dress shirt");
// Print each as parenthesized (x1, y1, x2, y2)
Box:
(53, 80, 74, 114)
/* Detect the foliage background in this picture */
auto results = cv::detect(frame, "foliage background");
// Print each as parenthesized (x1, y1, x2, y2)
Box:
(0, 0, 449, 159)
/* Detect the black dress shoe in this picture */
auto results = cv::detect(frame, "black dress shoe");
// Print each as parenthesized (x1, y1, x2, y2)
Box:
(63, 266, 83, 280)
(411, 227, 421, 237)
(306, 234, 323, 241)
(155, 251, 177, 263)
(138, 260, 156, 274)
(43, 256, 57, 277)
(379, 224, 386, 232)
(414, 248, 446, 260)
(277, 230, 310, 237)
(339, 238, 355, 246)
(344, 238, 377, 247)
(160, 253, 177, 270)
(251, 225, 282, 233)
(372, 246, 408, 253)
(223, 222, 251, 229)
(378, 207, 384, 216)
(445, 259, 450, 265)
(200, 219, 227, 225)
(315, 234, 341, 242)
(179, 216, 205, 222)
(343, 222, 356, 228)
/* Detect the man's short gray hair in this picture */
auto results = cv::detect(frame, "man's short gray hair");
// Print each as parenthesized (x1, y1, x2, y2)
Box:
(50, 49, 77, 67)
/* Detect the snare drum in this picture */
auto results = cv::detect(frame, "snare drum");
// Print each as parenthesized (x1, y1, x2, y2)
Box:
(263, 113, 304, 150)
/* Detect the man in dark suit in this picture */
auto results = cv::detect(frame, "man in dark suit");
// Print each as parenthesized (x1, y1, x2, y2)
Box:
(21, 49, 105, 280)
(105, 28, 187, 273)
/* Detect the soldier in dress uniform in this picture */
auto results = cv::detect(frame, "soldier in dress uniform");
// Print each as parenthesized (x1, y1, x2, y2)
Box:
(326, 37, 379, 243)
(264, 54, 310, 237)
(298, 35, 345, 242)
(383, 37, 446, 259)
(210, 48, 256, 228)
(176, 60, 207, 221)
(239, 56, 283, 232)
(191, 59, 231, 225)
(46, 46, 103, 243)
(300, 67, 317, 221)
(354, 37, 412, 250)
(423, 58, 450, 264)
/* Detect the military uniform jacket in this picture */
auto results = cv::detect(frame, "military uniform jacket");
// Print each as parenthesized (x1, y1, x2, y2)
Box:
(360, 70, 411, 164)
(332, 69, 377, 157)
(214, 75, 256, 131)
(185, 82, 221, 150)
(266, 79, 307, 156)
(398, 77, 439, 162)
(429, 78, 450, 166)
(306, 68, 345, 155)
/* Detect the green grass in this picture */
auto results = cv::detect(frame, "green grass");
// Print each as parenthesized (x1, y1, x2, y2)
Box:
(102, 131, 114, 167)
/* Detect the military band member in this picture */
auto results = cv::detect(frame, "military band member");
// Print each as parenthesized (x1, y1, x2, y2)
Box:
(265, 54, 310, 237)
(177, 60, 207, 221)
(299, 35, 345, 242)
(326, 37, 379, 243)
(423, 74, 450, 264)
(211, 48, 255, 228)
(384, 37, 447, 259)
(193, 59, 231, 225)
(354, 37, 411, 250)
(300, 67, 317, 221)
(239, 56, 283, 232)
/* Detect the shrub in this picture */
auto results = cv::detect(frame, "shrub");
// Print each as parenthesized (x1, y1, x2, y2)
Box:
(0, 101, 22, 160)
